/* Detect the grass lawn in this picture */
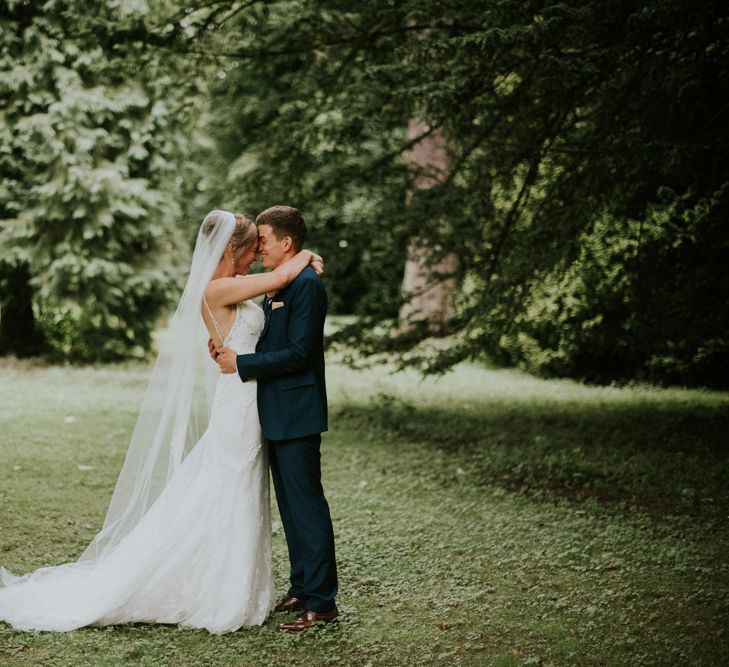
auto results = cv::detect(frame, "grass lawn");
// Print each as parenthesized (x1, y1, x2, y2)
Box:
(0, 356, 727, 666)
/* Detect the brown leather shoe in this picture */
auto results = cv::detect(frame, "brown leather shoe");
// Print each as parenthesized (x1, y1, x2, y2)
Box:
(273, 595, 306, 614)
(276, 606, 339, 632)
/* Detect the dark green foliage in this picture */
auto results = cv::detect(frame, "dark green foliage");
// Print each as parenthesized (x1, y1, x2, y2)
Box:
(502, 186, 729, 386)
(2, 0, 727, 383)
(191, 0, 729, 386)
(0, 0, 183, 360)
(194, 0, 415, 315)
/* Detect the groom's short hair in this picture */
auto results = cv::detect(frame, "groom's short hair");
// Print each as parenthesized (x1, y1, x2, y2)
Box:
(256, 205, 307, 252)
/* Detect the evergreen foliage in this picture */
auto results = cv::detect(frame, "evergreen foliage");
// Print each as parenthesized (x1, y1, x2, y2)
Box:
(0, 0, 185, 360)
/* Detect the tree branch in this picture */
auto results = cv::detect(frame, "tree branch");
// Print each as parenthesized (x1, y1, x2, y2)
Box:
(300, 124, 440, 205)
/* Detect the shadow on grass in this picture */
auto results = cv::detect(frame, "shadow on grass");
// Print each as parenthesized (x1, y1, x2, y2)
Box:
(332, 393, 729, 519)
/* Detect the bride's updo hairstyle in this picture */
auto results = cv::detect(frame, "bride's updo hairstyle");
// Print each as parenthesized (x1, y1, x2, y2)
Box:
(202, 211, 257, 260)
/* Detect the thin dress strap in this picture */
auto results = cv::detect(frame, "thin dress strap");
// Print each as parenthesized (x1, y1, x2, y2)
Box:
(202, 294, 227, 347)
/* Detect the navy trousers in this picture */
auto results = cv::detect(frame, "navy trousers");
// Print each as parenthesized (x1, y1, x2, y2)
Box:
(268, 434, 338, 612)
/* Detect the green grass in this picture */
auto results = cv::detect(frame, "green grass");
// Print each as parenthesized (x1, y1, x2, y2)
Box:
(1, 356, 728, 666)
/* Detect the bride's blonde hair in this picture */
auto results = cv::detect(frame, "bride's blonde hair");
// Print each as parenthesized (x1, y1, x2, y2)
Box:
(230, 213, 257, 260)
(202, 211, 257, 260)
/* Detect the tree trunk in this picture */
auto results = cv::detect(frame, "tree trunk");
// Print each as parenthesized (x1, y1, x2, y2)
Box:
(0, 264, 46, 356)
(399, 119, 458, 329)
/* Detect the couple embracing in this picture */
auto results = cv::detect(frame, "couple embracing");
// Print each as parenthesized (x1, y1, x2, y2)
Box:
(0, 206, 338, 634)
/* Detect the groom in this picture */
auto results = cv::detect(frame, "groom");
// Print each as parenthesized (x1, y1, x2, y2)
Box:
(216, 205, 338, 632)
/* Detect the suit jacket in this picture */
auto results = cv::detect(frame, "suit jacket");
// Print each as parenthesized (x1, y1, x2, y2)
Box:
(236, 265, 328, 441)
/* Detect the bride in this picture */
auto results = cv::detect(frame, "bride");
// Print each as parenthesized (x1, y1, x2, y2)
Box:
(0, 210, 323, 634)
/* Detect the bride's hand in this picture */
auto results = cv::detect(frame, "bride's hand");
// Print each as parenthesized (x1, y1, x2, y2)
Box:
(305, 250, 324, 276)
(311, 259, 324, 276)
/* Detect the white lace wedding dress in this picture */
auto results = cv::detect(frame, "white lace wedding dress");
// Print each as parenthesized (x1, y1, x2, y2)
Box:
(0, 301, 275, 634)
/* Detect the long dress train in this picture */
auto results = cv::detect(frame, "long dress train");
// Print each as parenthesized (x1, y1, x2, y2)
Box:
(0, 301, 275, 634)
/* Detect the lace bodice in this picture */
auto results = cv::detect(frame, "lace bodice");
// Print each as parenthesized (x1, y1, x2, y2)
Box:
(218, 300, 264, 355)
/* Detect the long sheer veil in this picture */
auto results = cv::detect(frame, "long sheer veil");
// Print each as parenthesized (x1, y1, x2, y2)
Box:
(80, 211, 236, 561)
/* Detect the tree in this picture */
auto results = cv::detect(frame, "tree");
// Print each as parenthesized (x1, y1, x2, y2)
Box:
(0, 0, 188, 360)
(5, 0, 727, 387)
(189, 0, 728, 386)
(399, 120, 458, 330)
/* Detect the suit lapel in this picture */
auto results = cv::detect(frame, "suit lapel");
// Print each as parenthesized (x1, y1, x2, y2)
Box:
(260, 295, 273, 341)
(260, 275, 296, 342)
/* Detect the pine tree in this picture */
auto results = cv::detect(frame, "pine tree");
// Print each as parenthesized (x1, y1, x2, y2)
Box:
(0, 0, 186, 360)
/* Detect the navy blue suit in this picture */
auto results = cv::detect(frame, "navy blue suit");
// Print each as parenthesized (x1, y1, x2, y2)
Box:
(236, 266, 337, 612)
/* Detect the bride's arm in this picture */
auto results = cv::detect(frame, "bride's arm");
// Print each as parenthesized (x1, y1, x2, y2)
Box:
(205, 250, 322, 307)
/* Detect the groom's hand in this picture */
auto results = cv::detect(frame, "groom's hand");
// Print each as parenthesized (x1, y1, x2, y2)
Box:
(217, 347, 237, 374)
(207, 337, 219, 361)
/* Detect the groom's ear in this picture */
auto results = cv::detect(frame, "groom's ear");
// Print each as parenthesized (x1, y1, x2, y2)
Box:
(282, 235, 294, 253)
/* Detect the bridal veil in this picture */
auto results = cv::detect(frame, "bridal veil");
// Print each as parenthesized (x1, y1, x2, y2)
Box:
(76, 211, 236, 562)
